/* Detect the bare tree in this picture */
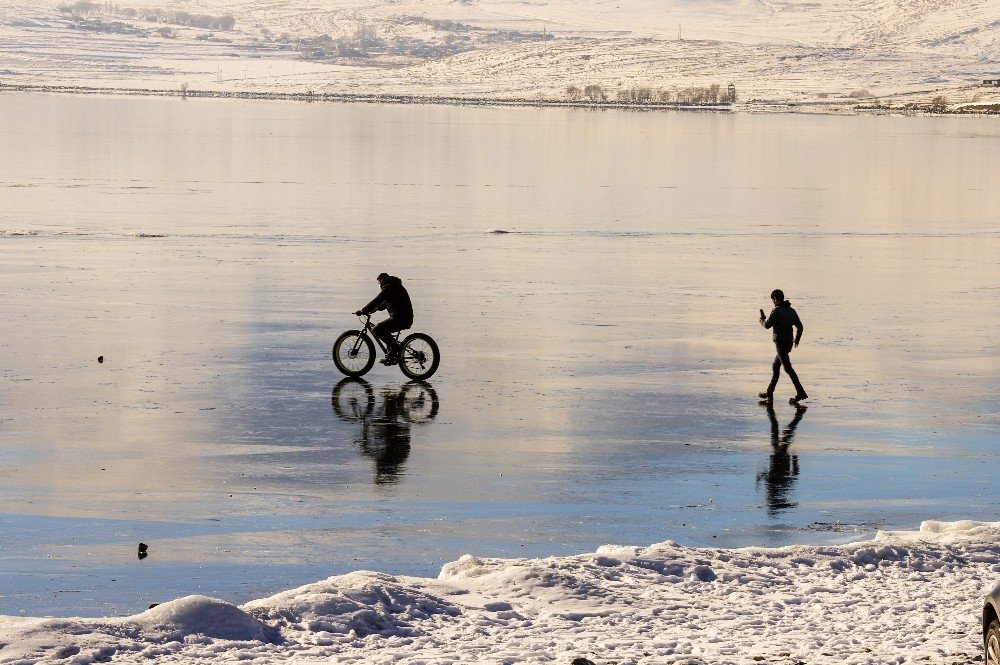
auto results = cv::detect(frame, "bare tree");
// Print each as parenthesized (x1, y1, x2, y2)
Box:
(583, 84, 606, 102)
(930, 95, 949, 112)
(180, 82, 188, 99)
(565, 85, 582, 101)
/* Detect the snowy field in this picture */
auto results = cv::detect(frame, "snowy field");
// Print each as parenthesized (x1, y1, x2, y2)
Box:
(1, 0, 999, 111)
(0, 520, 996, 663)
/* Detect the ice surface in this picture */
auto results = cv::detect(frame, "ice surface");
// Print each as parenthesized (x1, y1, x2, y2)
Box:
(0, 520, 996, 662)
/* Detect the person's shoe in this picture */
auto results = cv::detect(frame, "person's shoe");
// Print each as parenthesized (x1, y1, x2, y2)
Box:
(380, 355, 398, 366)
(789, 392, 809, 404)
(758, 391, 773, 403)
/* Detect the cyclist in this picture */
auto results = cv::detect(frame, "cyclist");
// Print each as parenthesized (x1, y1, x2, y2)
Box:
(355, 273, 413, 365)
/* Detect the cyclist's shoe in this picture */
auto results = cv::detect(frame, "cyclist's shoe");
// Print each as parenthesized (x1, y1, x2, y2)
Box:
(789, 392, 809, 404)
(758, 391, 773, 403)
(380, 356, 398, 366)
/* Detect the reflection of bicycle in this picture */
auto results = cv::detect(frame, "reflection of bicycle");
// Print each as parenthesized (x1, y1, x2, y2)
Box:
(332, 378, 439, 424)
(331, 378, 440, 485)
(333, 314, 440, 381)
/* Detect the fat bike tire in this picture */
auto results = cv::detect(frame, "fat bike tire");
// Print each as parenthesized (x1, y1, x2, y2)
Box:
(398, 333, 440, 381)
(331, 377, 375, 421)
(400, 382, 440, 423)
(333, 330, 375, 377)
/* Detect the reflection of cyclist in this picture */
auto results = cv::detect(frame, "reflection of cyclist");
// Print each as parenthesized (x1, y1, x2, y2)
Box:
(331, 378, 439, 486)
(363, 387, 412, 485)
(355, 273, 413, 365)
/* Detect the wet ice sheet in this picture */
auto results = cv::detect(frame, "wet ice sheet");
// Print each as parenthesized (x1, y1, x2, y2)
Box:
(0, 95, 998, 616)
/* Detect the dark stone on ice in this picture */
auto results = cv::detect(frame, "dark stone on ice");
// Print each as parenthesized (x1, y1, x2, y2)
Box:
(97, 355, 104, 363)
(148, 603, 159, 609)
(572, 659, 597, 665)
(138, 542, 148, 560)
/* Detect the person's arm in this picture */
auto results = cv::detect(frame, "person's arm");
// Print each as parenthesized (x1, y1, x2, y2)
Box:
(359, 290, 387, 315)
(793, 312, 803, 347)
(762, 308, 774, 329)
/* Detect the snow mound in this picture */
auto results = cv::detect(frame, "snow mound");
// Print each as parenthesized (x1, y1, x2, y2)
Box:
(245, 571, 461, 637)
(136, 595, 277, 642)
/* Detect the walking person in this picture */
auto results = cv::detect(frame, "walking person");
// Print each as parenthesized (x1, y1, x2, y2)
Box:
(759, 289, 808, 404)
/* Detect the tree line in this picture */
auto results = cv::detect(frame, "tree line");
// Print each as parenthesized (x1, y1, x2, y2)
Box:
(565, 83, 736, 104)
(58, 1, 235, 31)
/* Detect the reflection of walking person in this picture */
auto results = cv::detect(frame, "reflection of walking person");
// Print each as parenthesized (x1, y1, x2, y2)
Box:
(759, 289, 808, 404)
(757, 402, 806, 515)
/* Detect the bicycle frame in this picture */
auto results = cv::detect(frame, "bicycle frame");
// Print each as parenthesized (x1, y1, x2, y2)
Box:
(354, 313, 401, 355)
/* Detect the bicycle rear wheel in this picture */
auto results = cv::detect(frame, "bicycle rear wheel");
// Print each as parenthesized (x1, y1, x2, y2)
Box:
(400, 382, 439, 423)
(333, 330, 375, 377)
(398, 333, 440, 381)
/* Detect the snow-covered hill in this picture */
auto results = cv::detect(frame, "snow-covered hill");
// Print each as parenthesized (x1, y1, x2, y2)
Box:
(0, 0, 998, 108)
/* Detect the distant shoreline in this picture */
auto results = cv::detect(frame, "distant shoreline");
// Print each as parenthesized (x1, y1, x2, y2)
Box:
(0, 81, 735, 112)
(3, 82, 999, 115)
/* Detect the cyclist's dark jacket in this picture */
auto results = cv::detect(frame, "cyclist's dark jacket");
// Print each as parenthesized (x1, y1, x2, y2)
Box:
(762, 301, 803, 344)
(361, 276, 413, 323)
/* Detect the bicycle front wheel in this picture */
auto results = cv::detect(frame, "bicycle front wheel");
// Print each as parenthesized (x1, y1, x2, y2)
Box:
(333, 330, 375, 377)
(332, 377, 375, 421)
(398, 333, 440, 381)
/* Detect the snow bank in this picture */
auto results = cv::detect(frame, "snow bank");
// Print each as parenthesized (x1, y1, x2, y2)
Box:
(1, 520, 996, 663)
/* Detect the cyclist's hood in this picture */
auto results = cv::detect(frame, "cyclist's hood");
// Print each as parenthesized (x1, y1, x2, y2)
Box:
(380, 275, 403, 288)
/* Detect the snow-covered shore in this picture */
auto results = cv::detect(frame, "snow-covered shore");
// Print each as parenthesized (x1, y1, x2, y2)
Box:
(1, 520, 995, 663)
(1, 0, 999, 114)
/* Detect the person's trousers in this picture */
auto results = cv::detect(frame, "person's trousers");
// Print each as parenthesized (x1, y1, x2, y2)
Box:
(768, 341, 805, 395)
(373, 317, 412, 355)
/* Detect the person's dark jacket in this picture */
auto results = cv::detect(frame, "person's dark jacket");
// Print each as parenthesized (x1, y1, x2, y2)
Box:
(762, 301, 803, 344)
(362, 276, 413, 323)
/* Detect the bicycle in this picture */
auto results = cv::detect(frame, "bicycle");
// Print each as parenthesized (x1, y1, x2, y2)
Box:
(332, 314, 440, 381)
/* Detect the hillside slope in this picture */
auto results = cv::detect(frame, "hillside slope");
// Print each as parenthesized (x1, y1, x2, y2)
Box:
(1, 0, 998, 110)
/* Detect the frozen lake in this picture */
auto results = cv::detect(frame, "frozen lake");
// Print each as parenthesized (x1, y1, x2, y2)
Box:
(1, 93, 998, 617)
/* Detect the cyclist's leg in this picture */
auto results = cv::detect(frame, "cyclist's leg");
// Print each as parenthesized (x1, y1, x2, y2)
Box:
(373, 318, 409, 357)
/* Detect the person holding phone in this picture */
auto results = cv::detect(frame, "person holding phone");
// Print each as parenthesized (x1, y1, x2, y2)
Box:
(759, 289, 808, 404)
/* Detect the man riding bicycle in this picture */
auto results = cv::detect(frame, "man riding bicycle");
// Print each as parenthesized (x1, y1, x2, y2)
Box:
(355, 273, 413, 365)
